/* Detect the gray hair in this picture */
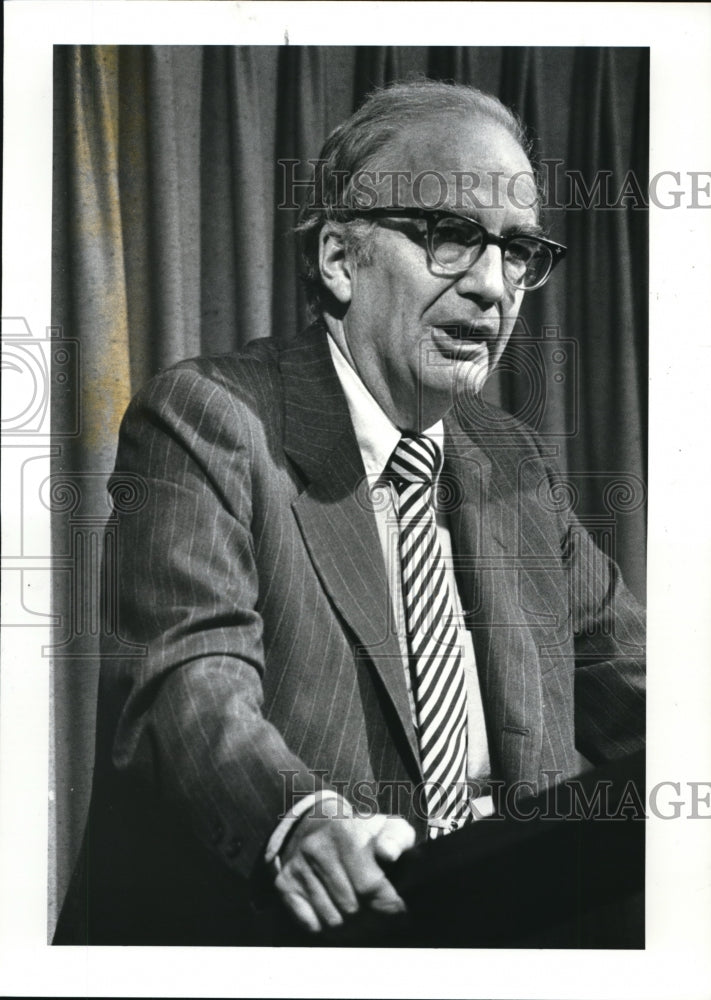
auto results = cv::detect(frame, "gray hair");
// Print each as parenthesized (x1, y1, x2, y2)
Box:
(296, 79, 533, 313)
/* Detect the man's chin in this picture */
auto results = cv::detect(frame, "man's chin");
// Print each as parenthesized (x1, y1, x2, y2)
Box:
(416, 360, 490, 422)
(450, 350, 491, 399)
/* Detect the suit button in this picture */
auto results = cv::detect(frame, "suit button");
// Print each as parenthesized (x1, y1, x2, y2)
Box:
(225, 836, 242, 858)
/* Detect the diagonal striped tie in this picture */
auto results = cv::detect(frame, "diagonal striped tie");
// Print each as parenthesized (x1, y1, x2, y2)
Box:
(388, 433, 471, 839)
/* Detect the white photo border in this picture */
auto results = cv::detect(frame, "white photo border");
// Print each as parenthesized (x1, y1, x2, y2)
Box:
(2, 2, 711, 997)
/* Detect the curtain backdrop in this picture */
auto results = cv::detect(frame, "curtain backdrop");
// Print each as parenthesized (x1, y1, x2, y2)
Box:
(50, 45, 648, 933)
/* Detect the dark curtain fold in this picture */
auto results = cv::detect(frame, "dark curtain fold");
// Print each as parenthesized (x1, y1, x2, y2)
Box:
(566, 48, 649, 582)
(50, 44, 648, 935)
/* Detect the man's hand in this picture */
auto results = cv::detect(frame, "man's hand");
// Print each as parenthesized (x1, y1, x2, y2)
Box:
(274, 811, 416, 933)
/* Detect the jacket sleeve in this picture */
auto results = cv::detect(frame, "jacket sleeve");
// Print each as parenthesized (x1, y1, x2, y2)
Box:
(565, 513, 646, 763)
(537, 449, 646, 764)
(100, 363, 330, 881)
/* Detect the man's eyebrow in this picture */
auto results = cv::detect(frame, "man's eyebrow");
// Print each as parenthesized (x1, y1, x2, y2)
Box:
(437, 206, 544, 237)
(503, 221, 545, 238)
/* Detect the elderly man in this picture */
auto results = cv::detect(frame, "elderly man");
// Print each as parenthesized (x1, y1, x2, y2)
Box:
(57, 80, 645, 945)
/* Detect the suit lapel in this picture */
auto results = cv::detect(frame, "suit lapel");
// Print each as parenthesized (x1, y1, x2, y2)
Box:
(444, 417, 544, 788)
(280, 326, 421, 776)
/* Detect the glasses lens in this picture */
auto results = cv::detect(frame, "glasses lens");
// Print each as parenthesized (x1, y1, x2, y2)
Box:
(429, 216, 557, 290)
(504, 238, 553, 289)
(431, 216, 485, 269)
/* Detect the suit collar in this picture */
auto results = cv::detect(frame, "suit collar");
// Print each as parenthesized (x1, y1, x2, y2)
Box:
(279, 323, 356, 487)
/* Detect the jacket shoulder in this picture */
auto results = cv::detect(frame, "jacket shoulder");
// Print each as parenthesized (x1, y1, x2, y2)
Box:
(148, 337, 280, 398)
(122, 338, 284, 427)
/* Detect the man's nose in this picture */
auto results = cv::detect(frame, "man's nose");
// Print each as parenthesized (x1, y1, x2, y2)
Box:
(454, 244, 506, 303)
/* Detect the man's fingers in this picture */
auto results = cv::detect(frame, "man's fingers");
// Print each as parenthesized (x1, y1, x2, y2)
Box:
(299, 831, 360, 916)
(337, 816, 413, 916)
(278, 885, 322, 934)
(367, 881, 407, 915)
(276, 819, 360, 928)
(291, 863, 346, 928)
(372, 815, 416, 862)
(275, 813, 416, 931)
(276, 859, 344, 931)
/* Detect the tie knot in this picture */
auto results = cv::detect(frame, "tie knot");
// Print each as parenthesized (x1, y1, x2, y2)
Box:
(388, 433, 441, 486)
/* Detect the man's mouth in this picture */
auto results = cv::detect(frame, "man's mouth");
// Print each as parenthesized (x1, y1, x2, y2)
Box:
(431, 322, 496, 358)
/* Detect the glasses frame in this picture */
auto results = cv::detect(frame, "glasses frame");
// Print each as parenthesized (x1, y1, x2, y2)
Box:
(341, 206, 567, 291)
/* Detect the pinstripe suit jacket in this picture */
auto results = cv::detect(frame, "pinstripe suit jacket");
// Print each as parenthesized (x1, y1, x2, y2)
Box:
(84, 322, 644, 941)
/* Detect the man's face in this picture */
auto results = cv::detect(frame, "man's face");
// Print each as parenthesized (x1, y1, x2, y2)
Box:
(335, 114, 538, 430)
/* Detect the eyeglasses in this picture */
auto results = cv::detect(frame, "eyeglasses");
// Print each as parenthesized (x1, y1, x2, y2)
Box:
(343, 207, 567, 291)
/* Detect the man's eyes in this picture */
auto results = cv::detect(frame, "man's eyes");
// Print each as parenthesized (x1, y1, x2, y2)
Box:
(505, 239, 538, 262)
(437, 220, 484, 246)
(438, 219, 540, 250)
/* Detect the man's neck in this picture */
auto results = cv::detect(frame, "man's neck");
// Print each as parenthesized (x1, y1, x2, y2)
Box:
(323, 317, 452, 432)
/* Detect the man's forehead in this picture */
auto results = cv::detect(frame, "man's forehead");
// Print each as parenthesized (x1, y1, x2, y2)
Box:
(363, 113, 537, 215)
(388, 114, 527, 165)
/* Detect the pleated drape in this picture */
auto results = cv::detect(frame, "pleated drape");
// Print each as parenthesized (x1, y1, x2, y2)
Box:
(565, 49, 649, 583)
(50, 45, 648, 934)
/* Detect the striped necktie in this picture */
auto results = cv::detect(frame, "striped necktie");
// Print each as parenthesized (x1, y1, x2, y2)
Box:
(388, 433, 471, 838)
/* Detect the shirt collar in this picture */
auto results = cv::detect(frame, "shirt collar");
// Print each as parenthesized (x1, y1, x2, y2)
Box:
(326, 333, 444, 480)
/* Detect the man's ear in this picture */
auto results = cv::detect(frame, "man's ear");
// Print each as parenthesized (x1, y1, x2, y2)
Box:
(318, 224, 353, 305)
